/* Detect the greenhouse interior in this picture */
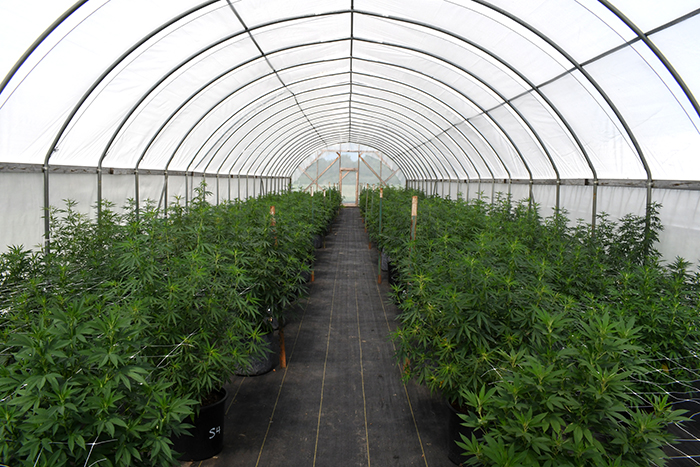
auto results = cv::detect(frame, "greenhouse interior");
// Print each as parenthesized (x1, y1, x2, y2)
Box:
(2, 1, 700, 466)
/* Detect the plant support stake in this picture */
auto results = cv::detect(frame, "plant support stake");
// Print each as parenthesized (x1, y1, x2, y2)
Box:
(369, 187, 375, 249)
(378, 187, 383, 284)
(410, 195, 418, 241)
(270, 205, 277, 248)
(364, 184, 369, 232)
(271, 204, 286, 368)
(279, 327, 287, 369)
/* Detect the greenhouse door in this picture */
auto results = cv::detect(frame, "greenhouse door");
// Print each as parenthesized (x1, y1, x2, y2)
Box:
(340, 168, 359, 206)
(292, 146, 405, 199)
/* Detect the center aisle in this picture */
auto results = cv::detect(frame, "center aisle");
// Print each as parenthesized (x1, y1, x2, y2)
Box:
(184, 207, 453, 467)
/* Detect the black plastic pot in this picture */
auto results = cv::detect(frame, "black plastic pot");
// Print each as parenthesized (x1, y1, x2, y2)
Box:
(447, 402, 480, 466)
(172, 387, 228, 461)
(236, 333, 276, 376)
(669, 382, 700, 427)
(387, 261, 396, 286)
(381, 250, 390, 272)
(312, 234, 323, 249)
(301, 269, 312, 283)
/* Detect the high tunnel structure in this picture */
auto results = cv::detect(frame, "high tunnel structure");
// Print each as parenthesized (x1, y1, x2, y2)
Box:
(1, 0, 700, 262)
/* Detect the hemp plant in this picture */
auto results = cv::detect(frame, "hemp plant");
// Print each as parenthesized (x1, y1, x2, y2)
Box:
(457, 310, 685, 467)
(114, 186, 267, 405)
(365, 187, 686, 466)
(0, 200, 195, 466)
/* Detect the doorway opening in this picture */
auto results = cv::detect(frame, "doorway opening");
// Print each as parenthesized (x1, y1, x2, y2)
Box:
(291, 144, 405, 206)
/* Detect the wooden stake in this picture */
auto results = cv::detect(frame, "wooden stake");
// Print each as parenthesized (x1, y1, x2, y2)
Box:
(270, 205, 277, 247)
(378, 187, 383, 284)
(279, 327, 287, 369)
(364, 184, 369, 232)
(311, 270, 315, 282)
(410, 196, 418, 241)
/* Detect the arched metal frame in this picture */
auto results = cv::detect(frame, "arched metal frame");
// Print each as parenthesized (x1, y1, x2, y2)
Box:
(147, 53, 467, 183)
(230, 104, 434, 180)
(249, 117, 439, 183)
(209, 86, 436, 182)
(166, 56, 514, 188)
(43, 11, 567, 179)
(2, 2, 698, 249)
(223, 85, 463, 182)
(65, 9, 570, 175)
(0, 0, 91, 96)
(140, 35, 543, 186)
(190, 80, 445, 180)
(258, 97, 479, 183)
(192, 77, 478, 183)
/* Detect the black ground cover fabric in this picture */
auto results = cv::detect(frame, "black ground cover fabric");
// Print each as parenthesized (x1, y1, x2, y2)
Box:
(182, 207, 452, 467)
(179, 206, 700, 467)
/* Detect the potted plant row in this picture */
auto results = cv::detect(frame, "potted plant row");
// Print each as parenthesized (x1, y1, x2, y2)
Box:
(0, 184, 341, 466)
(362, 187, 697, 466)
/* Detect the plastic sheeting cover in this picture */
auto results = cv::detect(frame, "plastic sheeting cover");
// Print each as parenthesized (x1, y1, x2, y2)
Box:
(1, 0, 699, 184)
